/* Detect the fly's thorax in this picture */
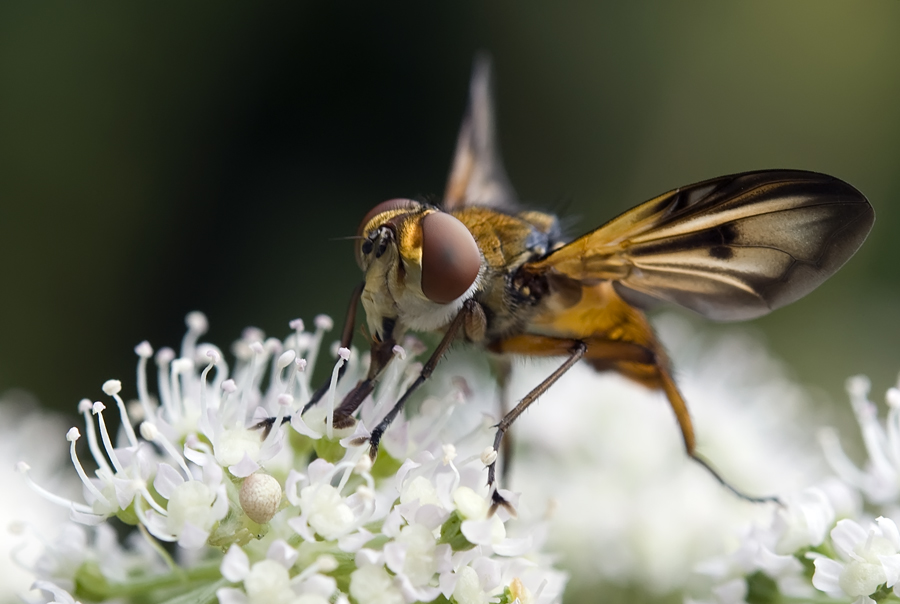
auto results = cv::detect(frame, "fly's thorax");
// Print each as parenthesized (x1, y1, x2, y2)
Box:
(357, 199, 484, 338)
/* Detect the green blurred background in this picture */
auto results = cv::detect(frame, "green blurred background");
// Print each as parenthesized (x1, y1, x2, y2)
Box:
(2, 0, 898, 428)
(1, 2, 899, 601)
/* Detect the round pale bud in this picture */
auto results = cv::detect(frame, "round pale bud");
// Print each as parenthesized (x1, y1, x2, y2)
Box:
(420, 212, 480, 304)
(239, 473, 282, 524)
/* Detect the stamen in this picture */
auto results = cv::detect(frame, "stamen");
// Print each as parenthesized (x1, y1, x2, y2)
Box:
(134, 341, 156, 422)
(17, 461, 95, 514)
(182, 311, 209, 360)
(78, 399, 112, 475)
(199, 349, 220, 436)
(140, 422, 191, 481)
(155, 347, 176, 418)
(66, 428, 112, 507)
(102, 379, 138, 448)
(326, 347, 351, 440)
(276, 350, 297, 395)
(92, 402, 127, 475)
(169, 358, 194, 423)
(305, 314, 334, 378)
(262, 394, 293, 452)
(294, 358, 310, 404)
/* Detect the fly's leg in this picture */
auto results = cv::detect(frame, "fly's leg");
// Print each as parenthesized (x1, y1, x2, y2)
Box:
(654, 364, 780, 504)
(486, 342, 586, 515)
(491, 356, 513, 482)
(361, 300, 477, 458)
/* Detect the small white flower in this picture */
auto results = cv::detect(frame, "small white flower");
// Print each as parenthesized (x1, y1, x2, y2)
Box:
(812, 517, 900, 598)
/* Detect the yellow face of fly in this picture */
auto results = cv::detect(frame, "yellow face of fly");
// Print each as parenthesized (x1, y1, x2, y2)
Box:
(356, 200, 484, 340)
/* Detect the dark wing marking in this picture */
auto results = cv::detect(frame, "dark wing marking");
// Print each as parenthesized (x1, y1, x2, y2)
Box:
(526, 170, 875, 321)
(443, 55, 518, 212)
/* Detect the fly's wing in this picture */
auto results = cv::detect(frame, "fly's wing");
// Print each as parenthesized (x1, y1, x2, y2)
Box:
(525, 170, 875, 321)
(443, 55, 518, 212)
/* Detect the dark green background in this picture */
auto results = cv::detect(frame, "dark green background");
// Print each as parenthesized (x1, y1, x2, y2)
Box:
(1, 4, 898, 435)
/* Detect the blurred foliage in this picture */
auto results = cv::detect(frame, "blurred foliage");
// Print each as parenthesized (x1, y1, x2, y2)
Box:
(0, 2, 899, 601)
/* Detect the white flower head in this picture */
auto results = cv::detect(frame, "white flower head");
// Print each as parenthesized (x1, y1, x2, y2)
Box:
(16, 313, 564, 604)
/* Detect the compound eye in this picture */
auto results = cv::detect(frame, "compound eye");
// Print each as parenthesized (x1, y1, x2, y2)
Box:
(357, 198, 420, 237)
(420, 212, 481, 304)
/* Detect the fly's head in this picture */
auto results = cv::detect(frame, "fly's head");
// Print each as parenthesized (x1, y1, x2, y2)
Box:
(356, 199, 483, 339)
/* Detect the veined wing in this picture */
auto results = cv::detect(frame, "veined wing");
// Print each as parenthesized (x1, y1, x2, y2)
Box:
(443, 55, 518, 212)
(525, 170, 875, 321)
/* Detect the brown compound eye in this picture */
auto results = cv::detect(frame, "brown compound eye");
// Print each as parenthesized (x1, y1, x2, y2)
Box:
(357, 198, 420, 237)
(420, 212, 481, 304)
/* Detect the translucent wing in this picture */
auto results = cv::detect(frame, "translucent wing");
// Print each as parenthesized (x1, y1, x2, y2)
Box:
(443, 55, 518, 211)
(525, 170, 875, 321)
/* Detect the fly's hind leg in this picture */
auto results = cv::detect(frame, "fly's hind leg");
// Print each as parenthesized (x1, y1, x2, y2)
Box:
(490, 356, 514, 482)
(652, 364, 779, 504)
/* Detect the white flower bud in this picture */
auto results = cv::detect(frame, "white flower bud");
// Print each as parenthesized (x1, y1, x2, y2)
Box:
(240, 473, 282, 524)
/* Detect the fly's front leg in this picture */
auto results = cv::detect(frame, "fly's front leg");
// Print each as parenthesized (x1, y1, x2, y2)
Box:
(361, 299, 480, 459)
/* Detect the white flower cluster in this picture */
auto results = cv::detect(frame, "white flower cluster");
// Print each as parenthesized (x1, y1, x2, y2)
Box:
(16, 313, 565, 604)
(692, 373, 900, 604)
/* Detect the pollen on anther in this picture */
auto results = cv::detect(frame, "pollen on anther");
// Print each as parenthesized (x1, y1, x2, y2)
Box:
(338, 347, 351, 361)
(77, 399, 93, 414)
(155, 347, 175, 365)
(134, 341, 154, 358)
(277, 393, 294, 406)
(289, 318, 304, 332)
(222, 379, 237, 393)
(102, 380, 122, 396)
(249, 342, 265, 355)
(392, 345, 407, 360)
(92, 402, 107, 414)
(140, 422, 159, 441)
(314, 315, 334, 331)
(295, 358, 307, 372)
(66, 428, 81, 442)
(206, 349, 221, 364)
(185, 311, 209, 334)
(277, 350, 296, 369)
